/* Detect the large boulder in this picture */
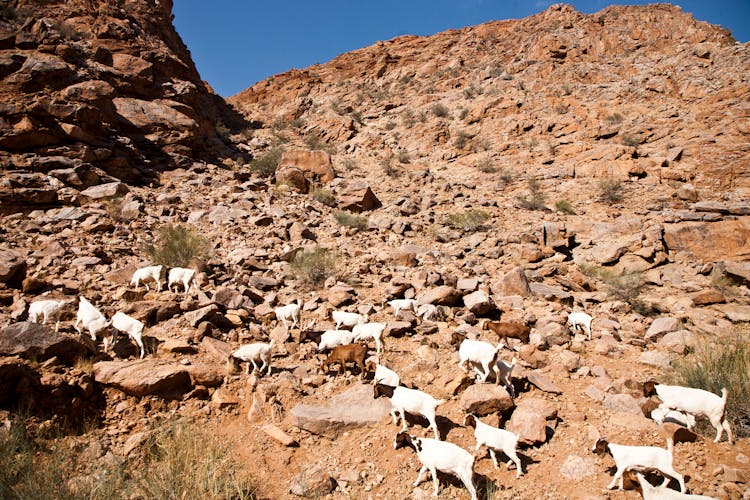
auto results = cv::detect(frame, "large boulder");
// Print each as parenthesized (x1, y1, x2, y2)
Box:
(416, 286, 462, 307)
(458, 384, 514, 416)
(0, 248, 27, 287)
(93, 360, 193, 398)
(278, 149, 335, 184)
(0, 322, 93, 365)
(497, 267, 532, 297)
(290, 383, 391, 438)
(275, 165, 310, 193)
(338, 180, 381, 212)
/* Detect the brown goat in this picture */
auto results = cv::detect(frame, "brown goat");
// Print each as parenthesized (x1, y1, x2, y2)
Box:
(322, 342, 368, 377)
(482, 320, 531, 343)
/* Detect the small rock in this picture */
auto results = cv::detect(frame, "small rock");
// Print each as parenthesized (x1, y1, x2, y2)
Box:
(262, 423, 298, 447)
(526, 371, 562, 394)
(289, 463, 335, 497)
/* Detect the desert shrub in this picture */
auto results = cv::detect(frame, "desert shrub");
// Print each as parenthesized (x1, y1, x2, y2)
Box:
(303, 133, 326, 151)
(144, 224, 211, 268)
(709, 268, 740, 297)
(446, 209, 490, 232)
(554, 199, 576, 215)
(333, 211, 368, 231)
(604, 112, 624, 124)
(380, 155, 399, 178)
(310, 187, 336, 207)
(342, 158, 358, 171)
(401, 109, 415, 128)
(667, 327, 750, 439)
(477, 158, 497, 173)
(598, 178, 624, 203)
(498, 168, 514, 185)
(458, 107, 470, 120)
(397, 151, 410, 164)
(517, 177, 546, 210)
(431, 103, 449, 118)
(291, 246, 339, 287)
(619, 132, 641, 147)
(384, 120, 397, 131)
(138, 421, 256, 499)
(247, 148, 282, 178)
(578, 265, 652, 315)
(453, 130, 471, 150)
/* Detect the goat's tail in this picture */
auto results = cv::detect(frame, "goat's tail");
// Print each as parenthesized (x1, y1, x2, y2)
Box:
(720, 387, 729, 419)
(434, 399, 447, 407)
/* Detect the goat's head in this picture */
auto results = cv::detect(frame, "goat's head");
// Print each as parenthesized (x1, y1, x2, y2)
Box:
(463, 413, 477, 428)
(393, 431, 418, 451)
(642, 379, 659, 397)
(591, 437, 610, 456)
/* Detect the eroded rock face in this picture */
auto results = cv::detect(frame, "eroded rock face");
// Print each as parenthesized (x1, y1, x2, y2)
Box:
(0, 322, 94, 365)
(0, 0, 244, 211)
(93, 359, 193, 398)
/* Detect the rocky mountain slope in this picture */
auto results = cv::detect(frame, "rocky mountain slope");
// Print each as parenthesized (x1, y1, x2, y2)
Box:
(0, 3, 749, 500)
(0, 0, 244, 212)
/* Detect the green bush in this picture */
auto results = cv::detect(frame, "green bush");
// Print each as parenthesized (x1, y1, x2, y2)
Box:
(667, 327, 750, 439)
(578, 265, 651, 315)
(334, 211, 368, 231)
(247, 148, 282, 178)
(144, 224, 211, 268)
(554, 199, 576, 215)
(598, 178, 625, 203)
(291, 246, 339, 287)
(446, 209, 490, 232)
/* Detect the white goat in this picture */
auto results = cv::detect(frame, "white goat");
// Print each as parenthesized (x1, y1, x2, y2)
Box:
(635, 472, 717, 500)
(370, 362, 400, 387)
(458, 338, 503, 383)
(387, 298, 417, 316)
(650, 407, 696, 430)
(28, 298, 72, 332)
(374, 383, 445, 440)
(495, 356, 517, 398)
(274, 299, 302, 330)
(464, 414, 523, 478)
(592, 438, 685, 493)
(567, 311, 593, 340)
(168, 267, 197, 294)
(644, 381, 733, 444)
(108, 311, 145, 359)
(316, 330, 356, 351)
(231, 340, 275, 375)
(393, 432, 477, 500)
(332, 310, 367, 330)
(130, 265, 165, 292)
(74, 296, 110, 341)
(353, 321, 387, 355)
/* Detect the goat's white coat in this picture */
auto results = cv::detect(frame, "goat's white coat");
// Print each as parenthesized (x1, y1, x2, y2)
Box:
(231, 340, 275, 375)
(458, 338, 502, 383)
(168, 267, 196, 294)
(593, 439, 685, 493)
(377, 384, 444, 440)
(494, 356, 517, 397)
(28, 299, 70, 332)
(130, 265, 165, 292)
(275, 299, 302, 330)
(316, 330, 356, 351)
(74, 296, 110, 341)
(466, 414, 522, 477)
(636, 472, 717, 500)
(109, 311, 145, 359)
(567, 311, 593, 340)
(353, 321, 387, 355)
(650, 407, 696, 429)
(332, 310, 367, 330)
(653, 384, 733, 443)
(387, 298, 417, 316)
(395, 433, 477, 500)
(372, 363, 400, 387)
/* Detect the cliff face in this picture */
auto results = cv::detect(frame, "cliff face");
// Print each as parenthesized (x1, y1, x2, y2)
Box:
(230, 4, 749, 192)
(0, 0, 244, 210)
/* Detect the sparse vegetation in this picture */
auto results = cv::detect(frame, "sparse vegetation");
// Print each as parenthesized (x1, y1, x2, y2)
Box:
(554, 199, 576, 215)
(453, 130, 471, 150)
(310, 186, 337, 207)
(598, 178, 625, 203)
(401, 108, 415, 128)
(517, 177, 546, 210)
(477, 158, 497, 173)
(334, 211, 368, 231)
(579, 265, 652, 315)
(380, 155, 399, 177)
(619, 132, 641, 147)
(291, 246, 339, 287)
(667, 327, 750, 438)
(604, 112, 625, 124)
(498, 168, 514, 185)
(303, 133, 327, 151)
(247, 148, 282, 178)
(0, 418, 256, 499)
(431, 103, 449, 118)
(384, 120, 397, 131)
(446, 209, 490, 232)
(397, 151, 410, 164)
(144, 223, 211, 268)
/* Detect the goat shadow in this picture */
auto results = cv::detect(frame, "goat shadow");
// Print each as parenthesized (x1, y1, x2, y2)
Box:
(106, 335, 160, 359)
(400, 414, 461, 441)
(422, 470, 495, 500)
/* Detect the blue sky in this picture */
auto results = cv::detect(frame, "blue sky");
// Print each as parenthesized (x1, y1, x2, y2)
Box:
(173, 1, 750, 97)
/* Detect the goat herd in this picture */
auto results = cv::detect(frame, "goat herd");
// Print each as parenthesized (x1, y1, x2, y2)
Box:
(22, 266, 734, 499)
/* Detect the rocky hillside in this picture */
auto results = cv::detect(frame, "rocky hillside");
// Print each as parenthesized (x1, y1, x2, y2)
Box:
(231, 4, 749, 194)
(0, 0, 244, 212)
(0, 3, 749, 500)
